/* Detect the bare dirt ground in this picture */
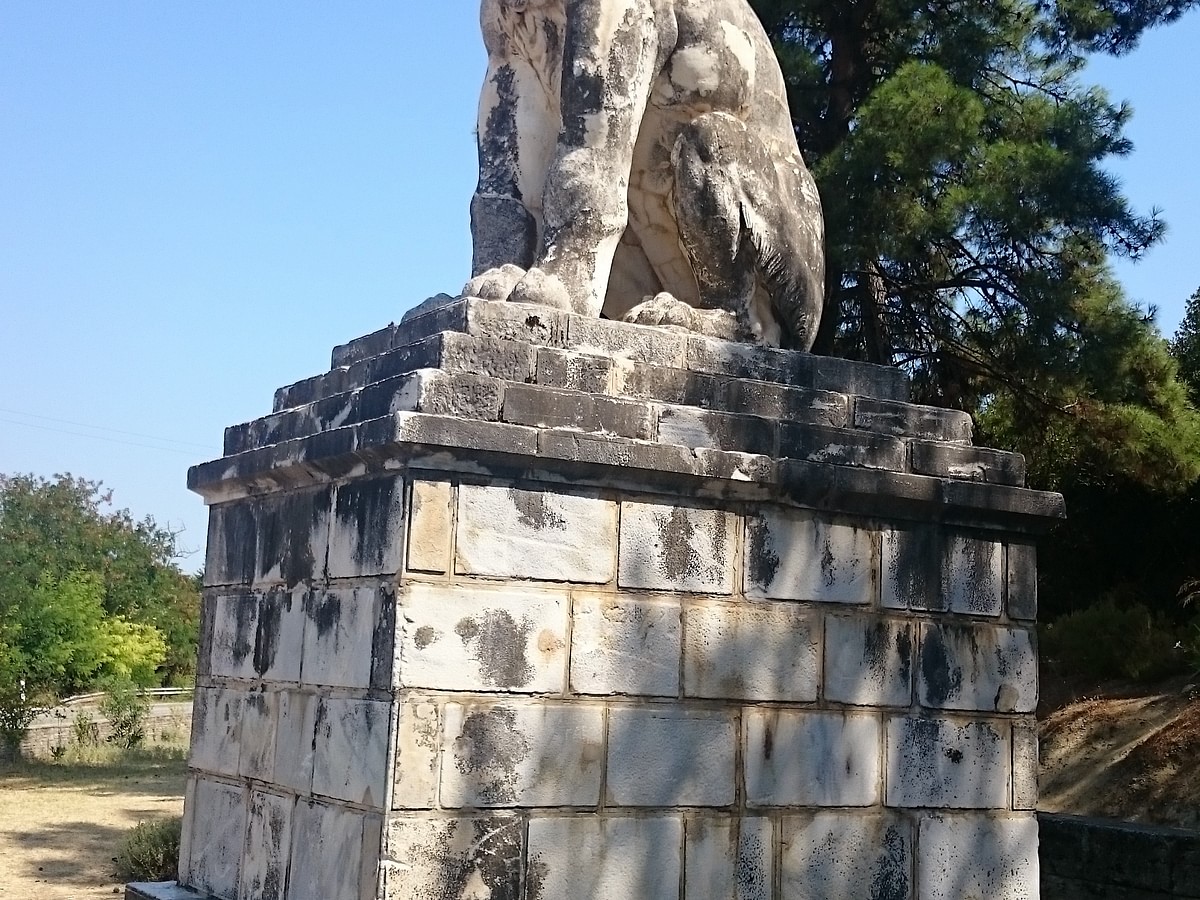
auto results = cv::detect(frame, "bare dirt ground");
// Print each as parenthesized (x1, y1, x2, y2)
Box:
(0, 751, 186, 899)
(1040, 676, 1200, 828)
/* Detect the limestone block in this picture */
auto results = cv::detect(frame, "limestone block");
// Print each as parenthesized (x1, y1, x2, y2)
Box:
(723, 380, 851, 427)
(606, 708, 736, 807)
(781, 813, 913, 900)
(536, 347, 613, 394)
(208, 589, 305, 683)
(744, 710, 881, 808)
(882, 526, 941, 611)
(570, 594, 681, 697)
(392, 699, 442, 810)
(327, 475, 406, 578)
(619, 501, 737, 594)
(685, 817, 773, 900)
(311, 697, 390, 808)
(745, 509, 878, 605)
(181, 778, 246, 900)
(657, 407, 777, 456)
(503, 383, 656, 439)
(526, 817, 683, 900)
(609, 361, 722, 407)
(824, 615, 914, 708)
(253, 487, 332, 588)
(1012, 722, 1038, 811)
(189, 688, 243, 777)
(1007, 542, 1038, 621)
(288, 801, 381, 900)
(886, 717, 1009, 809)
(406, 480, 454, 574)
(683, 603, 819, 702)
(398, 583, 569, 694)
(456, 484, 618, 583)
(910, 441, 1025, 486)
(571, 316, 689, 366)
(381, 816, 523, 900)
(941, 532, 1004, 616)
(777, 423, 907, 470)
(272, 690, 317, 794)
(237, 691, 277, 782)
(205, 501, 257, 587)
(239, 790, 292, 900)
(854, 398, 972, 443)
(918, 623, 1037, 714)
(440, 702, 605, 808)
(917, 815, 1038, 899)
(300, 587, 390, 690)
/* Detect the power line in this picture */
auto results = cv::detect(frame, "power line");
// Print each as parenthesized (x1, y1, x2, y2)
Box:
(0, 416, 214, 458)
(0, 406, 216, 452)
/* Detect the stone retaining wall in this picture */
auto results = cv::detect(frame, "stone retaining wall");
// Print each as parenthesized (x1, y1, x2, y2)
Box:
(1041, 814, 1200, 899)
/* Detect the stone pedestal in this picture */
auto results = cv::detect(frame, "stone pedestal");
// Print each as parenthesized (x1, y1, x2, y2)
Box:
(134, 297, 1062, 899)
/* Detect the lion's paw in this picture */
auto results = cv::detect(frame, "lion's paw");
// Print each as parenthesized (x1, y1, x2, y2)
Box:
(507, 267, 574, 312)
(622, 293, 699, 329)
(462, 264, 527, 302)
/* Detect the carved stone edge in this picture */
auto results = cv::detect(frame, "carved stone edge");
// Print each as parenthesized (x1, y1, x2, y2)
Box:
(188, 411, 1065, 533)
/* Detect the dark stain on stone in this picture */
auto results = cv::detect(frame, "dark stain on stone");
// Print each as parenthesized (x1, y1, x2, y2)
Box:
(819, 536, 837, 588)
(307, 590, 341, 639)
(895, 625, 913, 683)
(736, 828, 767, 895)
(889, 526, 939, 608)
(920, 625, 962, 708)
(253, 590, 290, 676)
(455, 610, 535, 689)
(334, 476, 399, 573)
(511, 490, 567, 532)
(862, 620, 889, 675)
(370, 587, 396, 691)
(869, 823, 910, 900)
(454, 707, 530, 805)
(943, 746, 964, 764)
(255, 488, 330, 588)
(762, 720, 775, 761)
(414, 626, 439, 650)
(944, 535, 999, 613)
(658, 507, 705, 582)
(430, 818, 524, 900)
(231, 593, 256, 667)
(746, 517, 780, 590)
(217, 501, 257, 584)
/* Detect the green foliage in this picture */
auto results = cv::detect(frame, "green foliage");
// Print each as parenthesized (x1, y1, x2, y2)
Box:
(1041, 598, 1188, 682)
(114, 817, 182, 883)
(1172, 287, 1200, 405)
(0, 687, 39, 762)
(0, 473, 200, 701)
(750, 0, 1200, 487)
(73, 710, 99, 748)
(99, 682, 150, 750)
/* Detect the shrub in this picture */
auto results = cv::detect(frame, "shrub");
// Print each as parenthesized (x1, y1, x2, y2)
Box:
(115, 818, 181, 883)
(72, 709, 98, 747)
(0, 688, 38, 763)
(99, 682, 149, 750)
(1041, 599, 1187, 683)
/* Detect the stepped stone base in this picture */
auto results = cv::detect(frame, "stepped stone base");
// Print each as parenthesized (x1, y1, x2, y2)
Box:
(147, 297, 1061, 900)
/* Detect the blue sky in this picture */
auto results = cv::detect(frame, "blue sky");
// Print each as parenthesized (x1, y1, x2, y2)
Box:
(2, 3, 1198, 569)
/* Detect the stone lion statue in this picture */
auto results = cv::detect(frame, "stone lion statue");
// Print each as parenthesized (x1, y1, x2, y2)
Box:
(463, 0, 825, 350)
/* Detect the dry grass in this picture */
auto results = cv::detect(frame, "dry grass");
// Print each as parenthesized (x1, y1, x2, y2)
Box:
(0, 736, 187, 899)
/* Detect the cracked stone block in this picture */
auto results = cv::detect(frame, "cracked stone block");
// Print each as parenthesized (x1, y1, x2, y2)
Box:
(311, 697, 390, 808)
(570, 594, 681, 697)
(1007, 542, 1038, 621)
(253, 487, 332, 588)
(917, 815, 1038, 900)
(606, 708, 736, 807)
(886, 717, 1009, 809)
(381, 816, 523, 900)
(918, 623, 1037, 714)
(439, 702, 605, 808)
(526, 817, 683, 900)
(456, 484, 618, 583)
(824, 615, 915, 708)
(210, 589, 305, 683)
(746, 509, 878, 605)
(685, 817, 772, 900)
(190, 688, 243, 777)
(398, 582, 569, 694)
(181, 778, 246, 900)
(272, 690, 317, 795)
(406, 480, 454, 574)
(237, 690, 277, 781)
(327, 475, 406, 578)
(882, 526, 942, 611)
(300, 587, 391, 690)
(1013, 722, 1038, 811)
(288, 801, 381, 900)
(745, 709, 881, 807)
(782, 813, 913, 900)
(239, 791, 292, 900)
(941, 532, 1004, 616)
(618, 501, 737, 594)
(683, 603, 819, 702)
(393, 699, 442, 810)
(657, 407, 777, 455)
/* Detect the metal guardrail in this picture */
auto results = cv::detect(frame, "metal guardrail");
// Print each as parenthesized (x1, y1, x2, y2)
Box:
(58, 687, 193, 706)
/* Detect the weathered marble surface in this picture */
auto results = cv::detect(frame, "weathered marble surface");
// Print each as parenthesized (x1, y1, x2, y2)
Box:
(465, 0, 825, 349)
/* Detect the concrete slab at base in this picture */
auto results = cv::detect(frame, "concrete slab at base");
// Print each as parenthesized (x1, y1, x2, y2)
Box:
(125, 883, 204, 900)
